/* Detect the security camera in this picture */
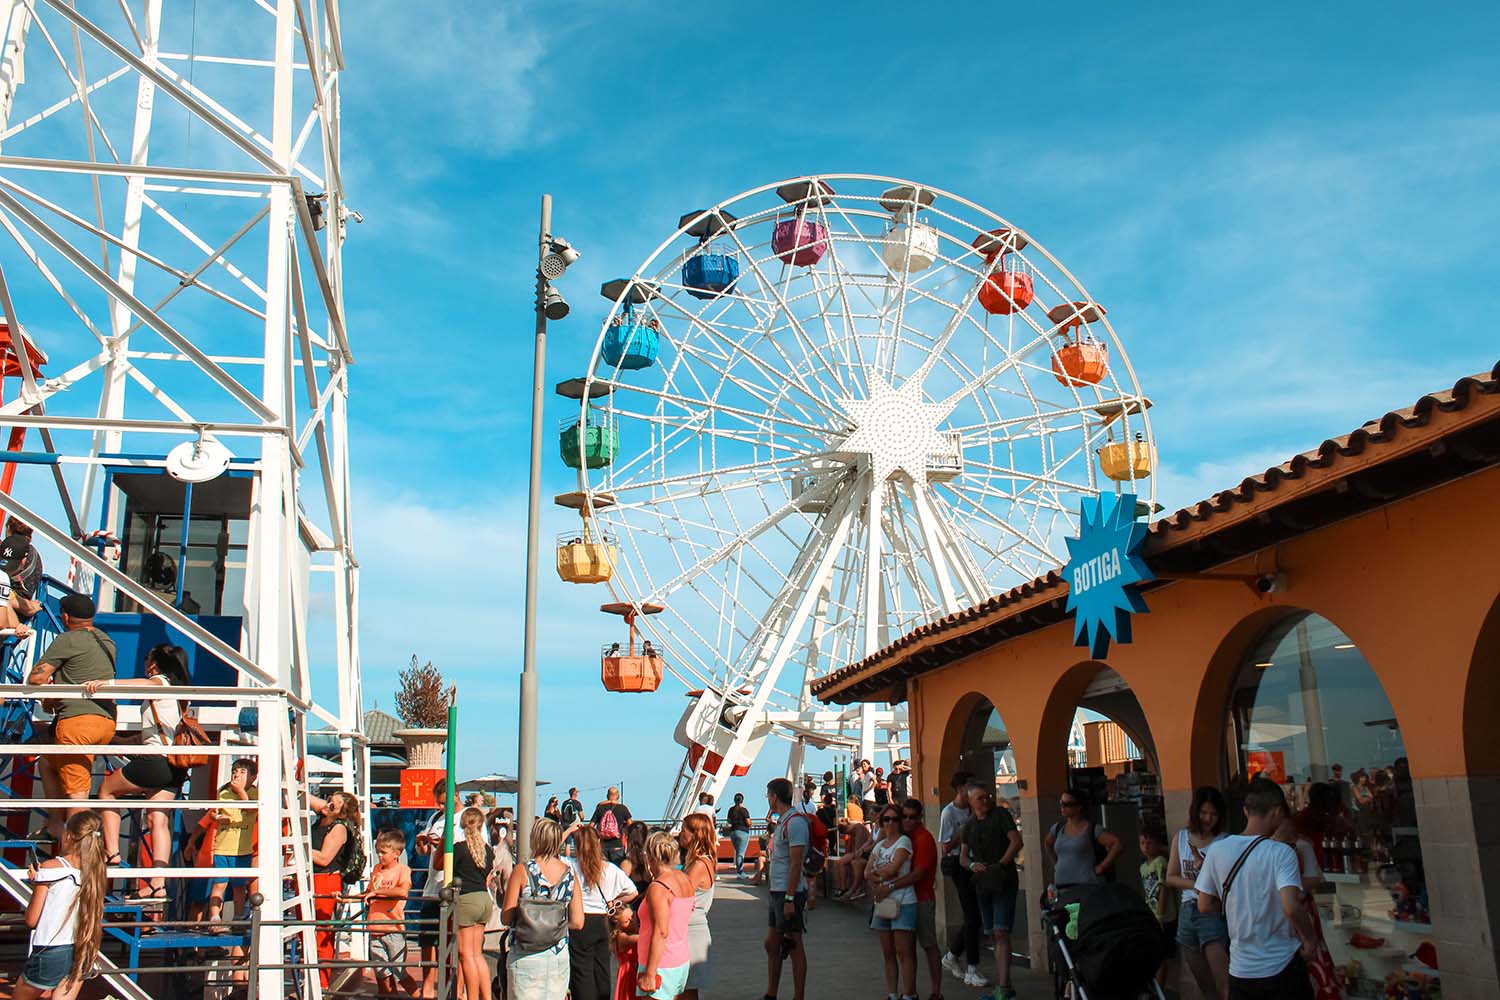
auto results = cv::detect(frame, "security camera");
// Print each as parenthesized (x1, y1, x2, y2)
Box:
(1255, 572, 1286, 595)
(541, 286, 569, 321)
(541, 237, 581, 279)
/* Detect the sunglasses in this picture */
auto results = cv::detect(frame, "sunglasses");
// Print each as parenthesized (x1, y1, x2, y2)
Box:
(1059, 799, 1079, 808)
(901, 814, 920, 821)
(881, 817, 901, 824)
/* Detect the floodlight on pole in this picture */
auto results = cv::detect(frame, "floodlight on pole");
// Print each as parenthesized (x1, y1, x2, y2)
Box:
(541, 237, 580, 279)
(542, 286, 570, 321)
(518, 195, 579, 860)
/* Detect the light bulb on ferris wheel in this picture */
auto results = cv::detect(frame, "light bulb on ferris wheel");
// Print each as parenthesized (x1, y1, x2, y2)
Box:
(554, 175, 1156, 818)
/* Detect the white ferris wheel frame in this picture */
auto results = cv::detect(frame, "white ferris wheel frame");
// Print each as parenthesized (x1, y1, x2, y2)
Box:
(569, 174, 1154, 815)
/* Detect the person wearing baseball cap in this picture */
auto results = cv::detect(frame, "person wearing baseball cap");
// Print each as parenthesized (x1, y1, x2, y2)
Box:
(27, 593, 118, 843)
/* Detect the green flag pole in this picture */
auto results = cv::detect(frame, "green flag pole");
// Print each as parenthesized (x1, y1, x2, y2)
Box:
(443, 688, 457, 885)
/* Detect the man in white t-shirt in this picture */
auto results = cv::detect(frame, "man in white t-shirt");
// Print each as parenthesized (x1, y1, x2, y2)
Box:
(1194, 777, 1316, 1000)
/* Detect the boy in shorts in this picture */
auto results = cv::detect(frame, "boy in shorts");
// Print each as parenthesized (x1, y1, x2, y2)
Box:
(208, 759, 259, 926)
(1140, 824, 1177, 988)
(362, 829, 414, 997)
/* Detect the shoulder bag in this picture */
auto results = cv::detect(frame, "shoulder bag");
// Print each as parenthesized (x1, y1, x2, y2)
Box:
(149, 697, 213, 769)
(1219, 835, 1268, 910)
(511, 860, 570, 953)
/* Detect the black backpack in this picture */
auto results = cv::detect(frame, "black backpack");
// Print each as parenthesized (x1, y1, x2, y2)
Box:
(337, 820, 367, 885)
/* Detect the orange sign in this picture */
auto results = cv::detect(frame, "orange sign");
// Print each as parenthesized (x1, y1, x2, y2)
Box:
(1246, 751, 1286, 783)
(400, 768, 444, 808)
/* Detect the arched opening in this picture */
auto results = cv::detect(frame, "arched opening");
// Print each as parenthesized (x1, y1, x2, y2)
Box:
(1225, 610, 1437, 981)
(949, 696, 1030, 961)
(1050, 664, 1165, 891)
(958, 698, 1020, 812)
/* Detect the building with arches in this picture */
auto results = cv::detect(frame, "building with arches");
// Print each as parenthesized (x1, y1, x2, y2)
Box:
(812, 360, 1500, 999)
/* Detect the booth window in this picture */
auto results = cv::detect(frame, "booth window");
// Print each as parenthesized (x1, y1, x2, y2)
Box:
(1226, 611, 1435, 991)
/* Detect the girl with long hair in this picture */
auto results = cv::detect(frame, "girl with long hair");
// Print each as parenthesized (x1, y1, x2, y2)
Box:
(1167, 785, 1230, 1000)
(619, 821, 652, 906)
(678, 812, 718, 999)
(567, 825, 637, 1000)
(18, 810, 107, 1000)
(84, 643, 192, 899)
(545, 796, 563, 823)
(636, 831, 694, 1000)
(308, 790, 362, 988)
(455, 806, 497, 1000)
(502, 817, 585, 998)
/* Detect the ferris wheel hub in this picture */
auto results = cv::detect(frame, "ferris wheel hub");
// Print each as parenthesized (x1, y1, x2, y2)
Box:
(832, 375, 959, 489)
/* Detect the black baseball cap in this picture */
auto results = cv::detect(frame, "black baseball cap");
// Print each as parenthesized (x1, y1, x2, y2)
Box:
(60, 594, 96, 619)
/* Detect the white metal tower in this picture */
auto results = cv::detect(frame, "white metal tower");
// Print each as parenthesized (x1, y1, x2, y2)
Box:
(0, 3, 359, 997)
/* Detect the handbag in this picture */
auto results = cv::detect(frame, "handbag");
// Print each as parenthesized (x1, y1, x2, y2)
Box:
(149, 699, 213, 769)
(873, 895, 902, 920)
(510, 860, 570, 953)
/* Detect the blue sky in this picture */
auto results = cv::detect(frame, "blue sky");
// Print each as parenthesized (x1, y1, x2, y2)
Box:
(327, 1, 1500, 816)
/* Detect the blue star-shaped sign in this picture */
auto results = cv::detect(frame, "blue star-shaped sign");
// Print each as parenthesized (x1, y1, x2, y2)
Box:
(1060, 492, 1153, 658)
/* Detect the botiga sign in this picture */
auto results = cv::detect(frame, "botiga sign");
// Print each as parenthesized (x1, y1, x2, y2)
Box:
(1060, 492, 1153, 658)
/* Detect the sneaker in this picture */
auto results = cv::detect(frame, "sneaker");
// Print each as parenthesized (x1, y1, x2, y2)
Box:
(963, 968, 989, 988)
(942, 953, 963, 979)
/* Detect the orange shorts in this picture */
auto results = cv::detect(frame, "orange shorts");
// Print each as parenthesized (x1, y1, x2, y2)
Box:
(52, 714, 116, 796)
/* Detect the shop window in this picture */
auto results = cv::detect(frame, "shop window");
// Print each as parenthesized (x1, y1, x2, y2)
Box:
(1227, 612, 1436, 995)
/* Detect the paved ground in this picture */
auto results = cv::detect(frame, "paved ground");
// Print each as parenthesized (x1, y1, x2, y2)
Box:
(709, 873, 1056, 999)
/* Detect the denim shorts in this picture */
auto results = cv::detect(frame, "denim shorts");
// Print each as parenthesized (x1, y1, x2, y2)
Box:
(767, 891, 807, 932)
(977, 885, 1018, 934)
(23, 944, 76, 990)
(212, 853, 256, 890)
(870, 900, 918, 932)
(1177, 897, 1230, 949)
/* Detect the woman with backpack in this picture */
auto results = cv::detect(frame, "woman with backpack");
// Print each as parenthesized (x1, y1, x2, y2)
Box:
(1043, 787, 1122, 902)
(309, 790, 364, 988)
(502, 817, 585, 998)
(83, 643, 193, 899)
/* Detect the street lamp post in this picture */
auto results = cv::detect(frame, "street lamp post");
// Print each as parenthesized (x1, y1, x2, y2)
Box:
(517, 194, 577, 860)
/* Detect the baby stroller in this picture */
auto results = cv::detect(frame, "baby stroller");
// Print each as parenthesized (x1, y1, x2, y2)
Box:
(1045, 882, 1167, 1000)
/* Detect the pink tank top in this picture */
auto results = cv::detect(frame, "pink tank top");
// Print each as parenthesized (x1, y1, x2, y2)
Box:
(636, 880, 693, 969)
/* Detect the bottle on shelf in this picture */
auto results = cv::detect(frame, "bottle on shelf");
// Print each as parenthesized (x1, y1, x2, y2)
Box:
(1323, 835, 1342, 874)
(1352, 836, 1368, 874)
(1341, 835, 1355, 875)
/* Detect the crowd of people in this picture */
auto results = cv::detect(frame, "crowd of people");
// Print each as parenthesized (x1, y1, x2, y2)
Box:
(10, 637, 1396, 1000)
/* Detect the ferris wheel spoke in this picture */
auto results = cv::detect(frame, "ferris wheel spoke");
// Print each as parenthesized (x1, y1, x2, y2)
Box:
(633, 476, 838, 604)
(671, 335, 833, 432)
(608, 378, 831, 439)
(652, 292, 846, 423)
(716, 222, 850, 411)
(931, 482, 1062, 568)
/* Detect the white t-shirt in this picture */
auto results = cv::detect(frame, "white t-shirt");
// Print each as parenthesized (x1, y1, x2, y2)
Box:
(871, 834, 915, 905)
(569, 859, 635, 915)
(30, 860, 81, 949)
(693, 804, 717, 819)
(1176, 828, 1223, 904)
(1194, 834, 1302, 979)
(860, 772, 877, 803)
(938, 803, 971, 856)
(140, 676, 181, 747)
(420, 811, 446, 898)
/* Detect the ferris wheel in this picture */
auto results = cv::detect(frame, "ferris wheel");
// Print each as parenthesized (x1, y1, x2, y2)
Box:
(555, 175, 1155, 816)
